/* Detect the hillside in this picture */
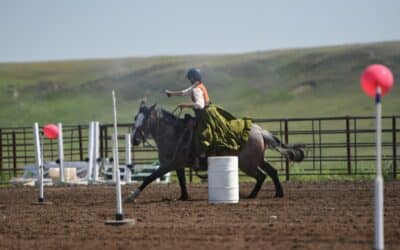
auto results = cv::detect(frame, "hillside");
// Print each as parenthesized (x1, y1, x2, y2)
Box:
(0, 41, 399, 127)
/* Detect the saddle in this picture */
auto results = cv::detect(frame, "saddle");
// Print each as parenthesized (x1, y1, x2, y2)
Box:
(182, 113, 239, 171)
(182, 114, 208, 171)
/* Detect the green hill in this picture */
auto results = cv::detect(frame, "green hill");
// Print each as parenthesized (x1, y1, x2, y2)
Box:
(0, 41, 399, 127)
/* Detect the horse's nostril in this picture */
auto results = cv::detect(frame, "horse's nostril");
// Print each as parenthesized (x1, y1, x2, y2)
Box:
(133, 139, 140, 146)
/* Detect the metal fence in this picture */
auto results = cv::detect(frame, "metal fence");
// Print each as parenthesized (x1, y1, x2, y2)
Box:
(0, 116, 398, 181)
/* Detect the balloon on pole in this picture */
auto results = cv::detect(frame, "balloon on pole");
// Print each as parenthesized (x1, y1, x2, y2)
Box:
(360, 64, 394, 250)
(360, 64, 394, 97)
(43, 124, 60, 139)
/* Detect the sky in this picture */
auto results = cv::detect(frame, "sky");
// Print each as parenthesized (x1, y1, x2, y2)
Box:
(1, 0, 400, 62)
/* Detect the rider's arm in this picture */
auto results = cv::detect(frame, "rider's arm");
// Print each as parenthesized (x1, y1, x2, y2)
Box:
(165, 82, 200, 97)
(178, 87, 205, 110)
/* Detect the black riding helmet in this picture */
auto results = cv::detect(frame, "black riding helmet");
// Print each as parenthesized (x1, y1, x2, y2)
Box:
(186, 68, 202, 82)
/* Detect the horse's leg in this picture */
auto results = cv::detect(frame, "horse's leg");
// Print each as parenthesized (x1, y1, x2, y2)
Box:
(260, 160, 284, 197)
(176, 168, 189, 201)
(247, 169, 266, 199)
(125, 167, 170, 203)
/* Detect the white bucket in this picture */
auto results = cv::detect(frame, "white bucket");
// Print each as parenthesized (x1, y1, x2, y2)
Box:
(208, 156, 239, 204)
(49, 168, 77, 181)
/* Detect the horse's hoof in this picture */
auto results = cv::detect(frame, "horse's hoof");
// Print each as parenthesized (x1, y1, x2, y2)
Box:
(247, 194, 257, 199)
(125, 189, 141, 203)
(178, 195, 190, 201)
(124, 197, 136, 203)
(274, 192, 284, 198)
(124, 196, 136, 204)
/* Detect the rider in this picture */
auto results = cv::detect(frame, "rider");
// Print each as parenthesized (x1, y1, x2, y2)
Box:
(165, 68, 252, 170)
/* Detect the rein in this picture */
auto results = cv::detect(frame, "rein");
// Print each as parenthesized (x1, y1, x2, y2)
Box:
(171, 106, 183, 117)
(141, 107, 193, 165)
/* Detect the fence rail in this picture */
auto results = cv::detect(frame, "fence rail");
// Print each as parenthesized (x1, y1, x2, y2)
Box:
(0, 115, 398, 181)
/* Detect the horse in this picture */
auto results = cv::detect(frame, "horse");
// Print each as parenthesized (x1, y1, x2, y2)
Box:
(125, 102, 306, 203)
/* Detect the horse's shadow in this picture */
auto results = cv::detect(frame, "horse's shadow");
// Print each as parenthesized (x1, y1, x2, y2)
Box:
(133, 197, 207, 205)
(131, 193, 277, 205)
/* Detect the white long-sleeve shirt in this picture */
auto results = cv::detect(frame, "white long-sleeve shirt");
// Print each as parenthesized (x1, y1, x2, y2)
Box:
(174, 84, 206, 109)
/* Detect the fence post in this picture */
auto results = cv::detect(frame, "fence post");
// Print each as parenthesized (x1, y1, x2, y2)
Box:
(12, 131, 17, 177)
(311, 120, 316, 170)
(22, 128, 28, 165)
(393, 116, 397, 179)
(0, 129, 2, 173)
(99, 125, 105, 159)
(345, 116, 352, 174)
(104, 126, 109, 158)
(78, 125, 83, 161)
(0, 128, 3, 175)
(284, 119, 289, 181)
(50, 136, 54, 160)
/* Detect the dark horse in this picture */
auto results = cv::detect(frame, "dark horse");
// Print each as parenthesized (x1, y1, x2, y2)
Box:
(125, 102, 306, 202)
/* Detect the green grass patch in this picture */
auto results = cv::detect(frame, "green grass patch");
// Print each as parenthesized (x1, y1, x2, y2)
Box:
(0, 41, 399, 126)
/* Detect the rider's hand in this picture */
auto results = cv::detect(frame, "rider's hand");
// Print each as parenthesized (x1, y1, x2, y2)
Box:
(179, 103, 189, 111)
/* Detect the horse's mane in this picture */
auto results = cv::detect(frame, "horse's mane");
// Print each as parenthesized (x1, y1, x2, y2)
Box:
(155, 107, 189, 135)
(158, 107, 180, 124)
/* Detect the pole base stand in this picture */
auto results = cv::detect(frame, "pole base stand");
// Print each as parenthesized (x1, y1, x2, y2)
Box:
(32, 198, 52, 205)
(105, 213, 135, 225)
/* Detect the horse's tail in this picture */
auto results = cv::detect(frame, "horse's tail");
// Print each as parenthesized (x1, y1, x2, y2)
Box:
(262, 130, 306, 162)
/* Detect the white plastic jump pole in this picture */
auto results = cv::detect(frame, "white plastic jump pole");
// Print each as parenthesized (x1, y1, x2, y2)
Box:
(87, 122, 95, 182)
(32, 123, 51, 205)
(113, 133, 122, 213)
(57, 123, 65, 183)
(105, 90, 134, 225)
(125, 134, 132, 183)
(93, 121, 100, 182)
(374, 87, 384, 250)
(55, 122, 98, 184)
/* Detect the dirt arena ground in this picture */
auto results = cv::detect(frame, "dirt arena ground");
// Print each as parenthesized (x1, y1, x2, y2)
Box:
(0, 181, 399, 250)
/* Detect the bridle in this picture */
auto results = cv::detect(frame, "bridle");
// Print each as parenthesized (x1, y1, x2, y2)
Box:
(132, 105, 174, 147)
(132, 105, 193, 164)
(132, 108, 153, 147)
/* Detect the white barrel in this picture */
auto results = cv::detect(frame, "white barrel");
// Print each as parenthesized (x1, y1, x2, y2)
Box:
(208, 156, 239, 204)
(49, 168, 77, 181)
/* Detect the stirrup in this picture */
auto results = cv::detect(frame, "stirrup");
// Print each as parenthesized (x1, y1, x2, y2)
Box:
(194, 156, 208, 171)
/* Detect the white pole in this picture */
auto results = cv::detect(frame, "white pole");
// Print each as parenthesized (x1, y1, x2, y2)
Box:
(87, 122, 94, 182)
(104, 91, 135, 224)
(111, 123, 117, 181)
(375, 87, 384, 250)
(112, 91, 123, 219)
(93, 121, 100, 182)
(113, 133, 123, 218)
(125, 134, 132, 183)
(57, 123, 65, 183)
(33, 123, 44, 202)
(31, 123, 52, 205)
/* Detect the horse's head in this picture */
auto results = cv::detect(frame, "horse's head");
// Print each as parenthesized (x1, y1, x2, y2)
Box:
(131, 102, 157, 146)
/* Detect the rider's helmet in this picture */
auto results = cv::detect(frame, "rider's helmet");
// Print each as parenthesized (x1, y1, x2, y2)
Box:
(186, 68, 202, 83)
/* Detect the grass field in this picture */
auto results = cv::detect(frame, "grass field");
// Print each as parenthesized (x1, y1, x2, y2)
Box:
(0, 41, 399, 127)
(1, 41, 399, 184)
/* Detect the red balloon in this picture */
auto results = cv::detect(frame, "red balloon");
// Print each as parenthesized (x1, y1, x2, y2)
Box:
(43, 124, 59, 139)
(360, 64, 394, 97)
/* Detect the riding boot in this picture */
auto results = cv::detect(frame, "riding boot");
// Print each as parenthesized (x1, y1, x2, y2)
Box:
(194, 153, 207, 171)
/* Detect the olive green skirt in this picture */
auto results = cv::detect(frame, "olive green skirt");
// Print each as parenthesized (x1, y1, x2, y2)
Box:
(194, 104, 252, 154)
